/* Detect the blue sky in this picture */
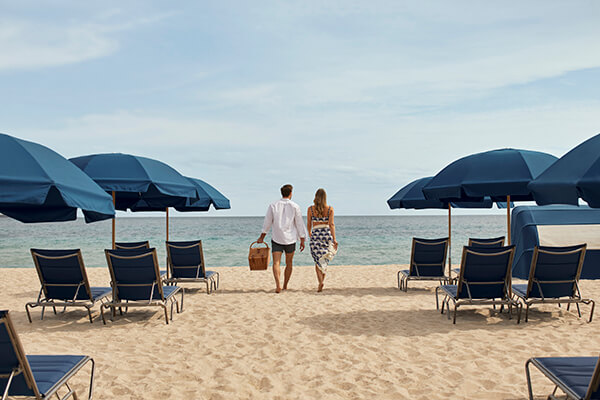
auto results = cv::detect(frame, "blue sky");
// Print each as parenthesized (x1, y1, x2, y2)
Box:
(2, 1, 600, 216)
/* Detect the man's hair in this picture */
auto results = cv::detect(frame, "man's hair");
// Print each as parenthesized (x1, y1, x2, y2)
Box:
(280, 184, 293, 197)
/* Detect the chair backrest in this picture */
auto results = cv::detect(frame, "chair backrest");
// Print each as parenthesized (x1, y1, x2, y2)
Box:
(409, 237, 449, 277)
(30, 249, 92, 301)
(0, 310, 41, 398)
(105, 248, 164, 302)
(456, 245, 515, 299)
(526, 244, 587, 299)
(166, 240, 207, 279)
(114, 241, 150, 250)
(468, 236, 505, 248)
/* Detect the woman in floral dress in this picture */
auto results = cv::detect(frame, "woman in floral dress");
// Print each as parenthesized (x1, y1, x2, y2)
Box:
(307, 188, 338, 292)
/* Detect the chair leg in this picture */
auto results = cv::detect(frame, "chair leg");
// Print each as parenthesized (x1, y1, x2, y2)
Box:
(397, 271, 401, 290)
(435, 287, 440, 310)
(86, 306, 93, 324)
(576, 303, 582, 318)
(589, 300, 595, 323)
(100, 304, 107, 325)
(162, 304, 169, 324)
(525, 304, 530, 322)
(180, 289, 185, 312)
(25, 303, 33, 323)
(452, 304, 458, 324)
(525, 359, 535, 400)
(41, 306, 46, 320)
(206, 280, 210, 294)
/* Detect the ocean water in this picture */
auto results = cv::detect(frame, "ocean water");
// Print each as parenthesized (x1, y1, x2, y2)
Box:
(0, 215, 506, 268)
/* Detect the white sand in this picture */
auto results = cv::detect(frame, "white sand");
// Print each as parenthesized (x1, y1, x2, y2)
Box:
(1, 265, 598, 399)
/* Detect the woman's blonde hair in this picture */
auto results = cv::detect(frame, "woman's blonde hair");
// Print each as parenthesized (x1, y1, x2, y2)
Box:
(313, 188, 327, 217)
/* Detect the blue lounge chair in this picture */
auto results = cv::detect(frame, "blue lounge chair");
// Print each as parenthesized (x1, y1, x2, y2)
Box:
(526, 355, 600, 400)
(452, 237, 506, 279)
(513, 244, 595, 323)
(436, 245, 518, 323)
(27, 249, 111, 323)
(398, 237, 449, 292)
(468, 236, 505, 248)
(165, 240, 219, 294)
(0, 310, 95, 399)
(114, 241, 150, 250)
(103, 248, 184, 324)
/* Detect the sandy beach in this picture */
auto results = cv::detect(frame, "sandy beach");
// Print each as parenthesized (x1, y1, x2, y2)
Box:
(1, 264, 598, 399)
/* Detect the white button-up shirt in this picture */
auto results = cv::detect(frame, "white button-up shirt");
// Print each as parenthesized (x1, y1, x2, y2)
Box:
(262, 198, 307, 245)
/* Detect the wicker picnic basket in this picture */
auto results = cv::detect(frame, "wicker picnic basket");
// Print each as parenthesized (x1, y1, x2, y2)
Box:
(248, 241, 270, 270)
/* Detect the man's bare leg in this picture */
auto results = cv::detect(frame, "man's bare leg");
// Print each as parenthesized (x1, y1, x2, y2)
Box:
(283, 251, 294, 290)
(272, 251, 283, 293)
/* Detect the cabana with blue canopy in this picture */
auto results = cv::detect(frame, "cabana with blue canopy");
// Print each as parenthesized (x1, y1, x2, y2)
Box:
(0, 133, 115, 223)
(388, 176, 496, 273)
(529, 133, 600, 207)
(131, 176, 231, 240)
(70, 153, 198, 248)
(422, 148, 558, 244)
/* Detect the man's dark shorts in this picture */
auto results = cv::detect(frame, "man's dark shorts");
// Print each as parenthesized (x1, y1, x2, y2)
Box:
(271, 240, 296, 254)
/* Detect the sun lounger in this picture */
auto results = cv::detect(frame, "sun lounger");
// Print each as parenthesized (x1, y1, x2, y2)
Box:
(114, 241, 150, 250)
(26, 249, 111, 323)
(513, 244, 595, 323)
(526, 355, 600, 400)
(436, 245, 518, 323)
(103, 248, 184, 324)
(451, 237, 507, 279)
(0, 309, 95, 399)
(468, 236, 505, 248)
(165, 240, 219, 294)
(398, 237, 449, 292)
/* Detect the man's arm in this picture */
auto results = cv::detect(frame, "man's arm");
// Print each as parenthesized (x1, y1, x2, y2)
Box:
(257, 205, 273, 243)
(294, 205, 306, 251)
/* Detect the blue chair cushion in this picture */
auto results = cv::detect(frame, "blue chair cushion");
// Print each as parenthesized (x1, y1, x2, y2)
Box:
(512, 284, 528, 298)
(160, 270, 167, 277)
(27, 355, 87, 396)
(532, 357, 600, 399)
(205, 270, 218, 279)
(90, 287, 112, 301)
(440, 285, 458, 298)
(162, 286, 180, 299)
(399, 269, 410, 277)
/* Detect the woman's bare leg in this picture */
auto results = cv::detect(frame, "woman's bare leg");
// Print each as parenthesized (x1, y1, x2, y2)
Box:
(315, 265, 325, 292)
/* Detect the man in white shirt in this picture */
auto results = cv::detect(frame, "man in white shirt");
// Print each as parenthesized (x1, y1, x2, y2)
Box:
(257, 184, 307, 293)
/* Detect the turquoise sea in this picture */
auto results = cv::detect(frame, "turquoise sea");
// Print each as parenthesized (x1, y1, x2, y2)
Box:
(0, 215, 506, 268)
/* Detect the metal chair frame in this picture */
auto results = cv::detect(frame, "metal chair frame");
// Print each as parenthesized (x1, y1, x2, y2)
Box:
(165, 241, 219, 294)
(26, 250, 110, 324)
(526, 356, 600, 400)
(103, 249, 184, 324)
(0, 311, 95, 400)
(513, 245, 595, 323)
(398, 237, 449, 292)
(436, 246, 520, 324)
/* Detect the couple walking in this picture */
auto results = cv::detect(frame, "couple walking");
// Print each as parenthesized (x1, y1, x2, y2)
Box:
(256, 184, 338, 293)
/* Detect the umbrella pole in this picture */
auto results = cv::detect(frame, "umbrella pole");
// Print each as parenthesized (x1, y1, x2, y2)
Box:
(507, 195, 511, 245)
(166, 207, 169, 242)
(448, 203, 452, 279)
(112, 191, 116, 249)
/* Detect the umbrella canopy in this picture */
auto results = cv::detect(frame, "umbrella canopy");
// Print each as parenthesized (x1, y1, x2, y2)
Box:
(69, 153, 198, 210)
(529, 133, 600, 207)
(387, 177, 495, 210)
(0, 133, 115, 223)
(422, 148, 558, 244)
(131, 177, 230, 212)
(422, 148, 558, 202)
(70, 153, 198, 247)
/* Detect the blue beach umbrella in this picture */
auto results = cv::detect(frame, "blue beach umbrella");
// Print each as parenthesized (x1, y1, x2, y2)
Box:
(131, 176, 230, 239)
(529, 133, 600, 207)
(0, 133, 115, 223)
(422, 148, 558, 244)
(70, 153, 198, 247)
(388, 176, 496, 270)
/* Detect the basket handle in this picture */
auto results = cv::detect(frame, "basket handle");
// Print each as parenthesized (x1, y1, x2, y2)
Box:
(250, 241, 270, 250)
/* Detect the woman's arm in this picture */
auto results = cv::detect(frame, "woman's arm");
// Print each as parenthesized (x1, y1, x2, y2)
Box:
(329, 207, 337, 247)
(307, 206, 312, 237)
